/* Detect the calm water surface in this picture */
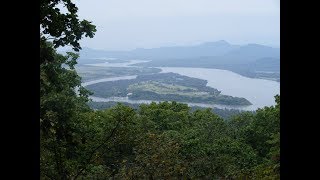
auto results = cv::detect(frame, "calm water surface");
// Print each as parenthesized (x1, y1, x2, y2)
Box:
(83, 60, 280, 111)
(160, 67, 280, 110)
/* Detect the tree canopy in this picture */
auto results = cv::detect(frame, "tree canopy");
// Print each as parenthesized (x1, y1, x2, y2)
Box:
(40, 0, 96, 64)
(40, 0, 97, 179)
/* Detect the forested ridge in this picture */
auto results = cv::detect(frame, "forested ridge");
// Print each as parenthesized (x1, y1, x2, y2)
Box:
(40, 0, 280, 179)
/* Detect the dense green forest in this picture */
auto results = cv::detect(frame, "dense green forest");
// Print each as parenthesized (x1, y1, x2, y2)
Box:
(87, 101, 250, 120)
(40, 0, 279, 179)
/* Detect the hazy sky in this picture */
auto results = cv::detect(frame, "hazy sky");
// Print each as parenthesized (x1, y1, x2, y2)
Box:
(70, 0, 279, 50)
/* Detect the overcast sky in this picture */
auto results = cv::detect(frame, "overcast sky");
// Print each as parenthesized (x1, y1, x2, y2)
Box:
(70, 0, 279, 50)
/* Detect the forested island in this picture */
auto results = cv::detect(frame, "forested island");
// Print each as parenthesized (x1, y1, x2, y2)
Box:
(85, 72, 252, 106)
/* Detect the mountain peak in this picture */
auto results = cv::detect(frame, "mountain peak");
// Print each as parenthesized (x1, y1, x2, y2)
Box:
(216, 40, 229, 44)
(201, 40, 230, 46)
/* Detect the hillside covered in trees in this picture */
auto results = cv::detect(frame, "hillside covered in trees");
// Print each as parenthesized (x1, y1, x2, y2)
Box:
(41, 89, 280, 179)
(40, 0, 280, 179)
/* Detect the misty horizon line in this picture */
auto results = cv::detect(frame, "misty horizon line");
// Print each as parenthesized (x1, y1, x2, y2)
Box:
(58, 40, 280, 52)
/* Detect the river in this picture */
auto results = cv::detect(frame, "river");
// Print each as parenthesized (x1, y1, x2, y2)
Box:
(159, 67, 280, 110)
(83, 60, 280, 111)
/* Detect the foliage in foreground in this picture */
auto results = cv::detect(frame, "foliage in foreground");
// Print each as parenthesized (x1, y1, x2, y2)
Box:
(41, 75, 280, 179)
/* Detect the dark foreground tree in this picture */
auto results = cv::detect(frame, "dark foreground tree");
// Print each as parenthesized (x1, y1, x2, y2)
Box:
(40, 0, 97, 179)
(40, 0, 96, 64)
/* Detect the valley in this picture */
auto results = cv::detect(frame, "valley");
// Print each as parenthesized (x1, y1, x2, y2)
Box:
(73, 41, 280, 112)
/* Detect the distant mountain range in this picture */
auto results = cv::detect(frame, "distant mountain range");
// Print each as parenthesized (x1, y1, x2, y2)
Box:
(69, 40, 279, 81)
(77, 40, 279, 63)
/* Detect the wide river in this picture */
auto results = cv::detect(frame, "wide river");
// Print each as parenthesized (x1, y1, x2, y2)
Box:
(83, 60, 280, 111)
(160, 67, 280, 110)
